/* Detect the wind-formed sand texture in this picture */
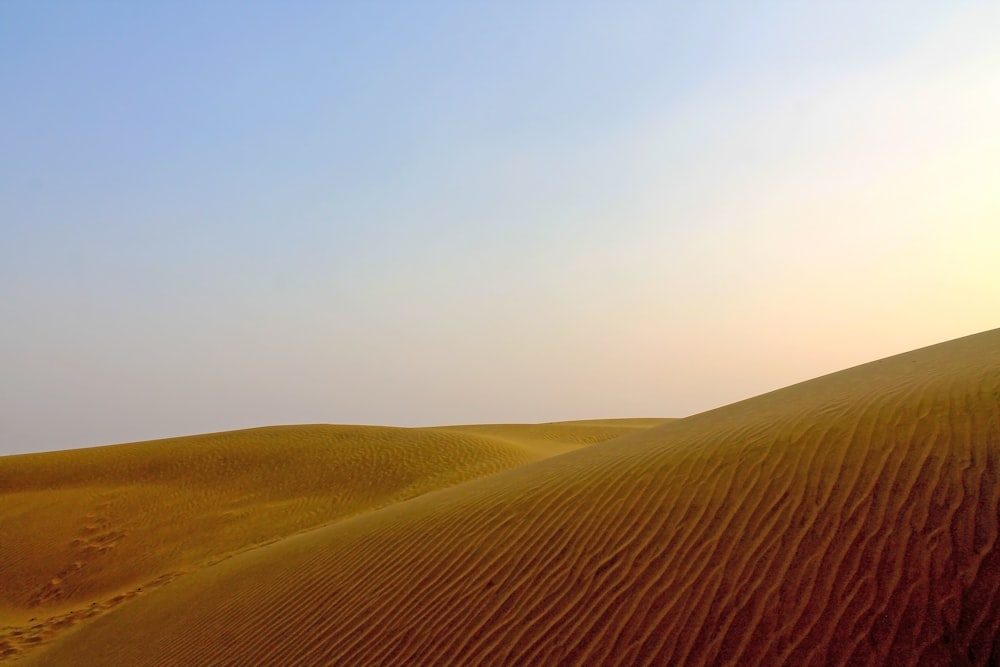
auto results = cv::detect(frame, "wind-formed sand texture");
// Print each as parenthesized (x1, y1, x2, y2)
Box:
(2, 328, 1000, 665)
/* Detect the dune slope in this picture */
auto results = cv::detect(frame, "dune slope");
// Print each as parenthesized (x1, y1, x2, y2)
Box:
(11, 329, 1000, 665)
(0, 420, 659, 659)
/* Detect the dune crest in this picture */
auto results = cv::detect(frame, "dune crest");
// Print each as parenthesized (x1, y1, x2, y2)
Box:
(6, 329, 1000, 665)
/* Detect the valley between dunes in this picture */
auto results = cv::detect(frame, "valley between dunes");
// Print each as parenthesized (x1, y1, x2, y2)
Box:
(2, 329, 1000, 665)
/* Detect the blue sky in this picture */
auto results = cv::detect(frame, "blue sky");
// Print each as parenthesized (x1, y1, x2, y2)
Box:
(3, 2, 999, 455)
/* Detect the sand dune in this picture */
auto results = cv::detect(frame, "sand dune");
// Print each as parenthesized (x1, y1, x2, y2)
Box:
(4, 329, 1000, 665)
(0, 419, 658, 660)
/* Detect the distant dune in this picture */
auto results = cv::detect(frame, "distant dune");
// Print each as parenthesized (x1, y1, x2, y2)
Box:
(0, 419, 660, 660)
(3, 329, 1000, 665)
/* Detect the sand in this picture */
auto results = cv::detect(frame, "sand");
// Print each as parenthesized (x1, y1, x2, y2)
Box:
(2, 328, 999, 665)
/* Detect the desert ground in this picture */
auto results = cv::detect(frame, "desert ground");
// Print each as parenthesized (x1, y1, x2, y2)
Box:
(2, 329, 999, 665)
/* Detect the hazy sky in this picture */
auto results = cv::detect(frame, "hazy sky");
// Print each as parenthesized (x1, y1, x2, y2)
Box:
(3, 2, 999, 455)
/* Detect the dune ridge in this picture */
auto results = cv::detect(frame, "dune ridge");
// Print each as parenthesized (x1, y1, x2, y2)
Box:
(6, 329, 1000, 665)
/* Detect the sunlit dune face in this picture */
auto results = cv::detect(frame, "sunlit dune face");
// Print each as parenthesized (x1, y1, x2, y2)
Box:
(0, 419, 661, 654)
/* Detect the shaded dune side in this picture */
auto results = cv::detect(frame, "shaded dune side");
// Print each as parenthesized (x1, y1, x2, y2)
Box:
(0, 422, 647, 621)
(29, 329, 1000, 666)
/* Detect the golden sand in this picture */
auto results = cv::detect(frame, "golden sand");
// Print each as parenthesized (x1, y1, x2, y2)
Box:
(3, 329, 999, 665)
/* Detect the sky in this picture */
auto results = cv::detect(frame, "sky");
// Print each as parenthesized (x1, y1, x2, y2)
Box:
(2, 2, 999, 456)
